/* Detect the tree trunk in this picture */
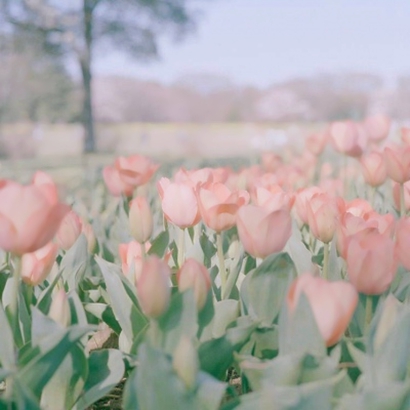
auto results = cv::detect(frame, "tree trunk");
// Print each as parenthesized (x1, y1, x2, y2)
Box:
(81, 0, 95, 153)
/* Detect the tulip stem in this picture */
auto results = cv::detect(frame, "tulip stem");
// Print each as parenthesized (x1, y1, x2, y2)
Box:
(177, 228, 185, 268)
(365, 295, 373, 331)
(10, 256, 22, 336)
(400, 183, 406, 217)
(369, 187, 376, 208)
(216, 232, 227, 297)
(322, 242, 330, 280)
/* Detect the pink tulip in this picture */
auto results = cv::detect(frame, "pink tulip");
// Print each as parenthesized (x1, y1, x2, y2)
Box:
(136, 256, 171, 318)
(197, 182, 249, 232)
(114, 154, 159, 187)
(330, 121, 367, 157)
(56, 210, 82, 250)
(346, 231, 397, 295)
(361, 151, 387, 187)
(157, 178, 201, 228)
(287, 273, 358, 347)
(177, 259, 211, 310)
(32, 171, 59, 204)
(102, 166, 135, 197)
(306, 192, 340, 243)
(0, 179, 69, 254)
(294, 186, 323, 226)
(252, 185, 294, 213)
(21, 242, 58, 286)
(384, 145, 410, 183)
(81, 221, 97, 253)
(363, 114, 391, 142)
(237, 204, 292, 259)
(174, 167, 214, 189)
(401, 127, 410, 145)
(261, 153, 283, 173)
(306, 131, 329, 156)
(395, 218, 410, 270)
(119, 241, 149, 281)
(129, 196, 153, 243)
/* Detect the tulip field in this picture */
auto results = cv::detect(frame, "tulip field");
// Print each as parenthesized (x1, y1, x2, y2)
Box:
(2, 116, 410, 409)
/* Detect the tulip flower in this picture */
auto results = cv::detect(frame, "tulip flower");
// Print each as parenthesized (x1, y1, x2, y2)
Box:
(401, 127, 410, 145)
(395, 218, 410, 270)
(157, 178, 201, 228)
(363, 114, 391, 142)
(252, 185, 294, 212)
(174, 167, 214, 188)
(330, 121, 367, 157)
(0, 179, 69, 254)
(360, 151, 387, 187)
(287, 273, 358, 347)
(21, 242, 58, 286)
(177, 259, 211, 310)
(306, 192, 340, 244)
(306, 131, 328, 156)
(197, 182, 249, 232)
(129, 196, 153, 243)
(103, 154, 158, 197)
(383, 145, 410, 184)
(102, 165, 135, 197)
(119, 241, 150, 281)
(346, 231, 397, 295)
(294, 186, 323, 226)
(56, 210, 83, 250)
(81, 221, 97, 253)
(32, 170, 59, 204)
(48, 289, 71, 327)
(237, 204, 292, 259)
(136, 256, 171, 318)
(261, 152, 283, 173)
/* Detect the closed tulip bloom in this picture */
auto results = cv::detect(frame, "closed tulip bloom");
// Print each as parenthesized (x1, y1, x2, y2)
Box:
(330, 121, 367, 157)
(306, 131, 329, 156)
(237, 204, 292, 259)
(102, 165, 135, 197)
(32, 170, 59, 204)
(361, 151, 387, 187)
(363, 114, 391, 142)
(252, 185, 294, 212)
(401, 127, 410, 145)
(294, 186, 322, 226)
(177, 259, 211, 310)
(129, 196, 153, 243)
(384, 145, 410, 183)
(306, 192, 340, 243)
(346, 232, 397, 295)
(56, 210, 82, 250)
(136, 256, 171, 318)
(119, 241, 146, 281)
(157, 178, 200, 228)
(287, 273, 358, 347)
(48, 289, 71, 327)
(81, 221, 97, 253)
(197, 182, 249, 232)
(395, 218, 410, 270)
(21, 242, 58, 286)
(115, 154, 159, 187)
(0, 180, 69, 254)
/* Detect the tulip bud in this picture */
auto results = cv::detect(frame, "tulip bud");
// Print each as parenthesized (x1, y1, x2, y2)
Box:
(56, 211, 82, 250)
(360, 151, 387, 187)
(48, 289, 71, 327)
(21, 242, 58, 286)
(136, 256, 171, 318)
(129, 196, 153, 244)
(81, 221, 96, 253)
(172, 337, 198, 390)
(177, 259, 211, 310)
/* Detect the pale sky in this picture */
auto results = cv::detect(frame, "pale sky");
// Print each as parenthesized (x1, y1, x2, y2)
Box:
(94, 0, 410, 87)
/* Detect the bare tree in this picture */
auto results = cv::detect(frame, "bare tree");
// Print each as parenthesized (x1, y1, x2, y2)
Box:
(0, 0, 206, 152)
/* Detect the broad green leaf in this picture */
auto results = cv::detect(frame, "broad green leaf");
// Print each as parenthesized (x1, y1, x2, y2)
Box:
(0, 303, 15, 369)
(148, 230, 170, 258)
(247, 253, 296, 327)
(75, 349, 125, 410)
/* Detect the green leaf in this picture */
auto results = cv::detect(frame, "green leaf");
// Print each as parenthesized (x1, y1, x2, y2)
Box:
(15, 325, 90, 399)
(278, 293, 326, 357)
(96, 256, 148, 347)
(155, 290, 197, 354)
(0, 302, 15, 369)
(247, 253, 297, 327)
(148, 230, 170, 258)
(198, 337, 234, 380)
(75, 349, 125, 410)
